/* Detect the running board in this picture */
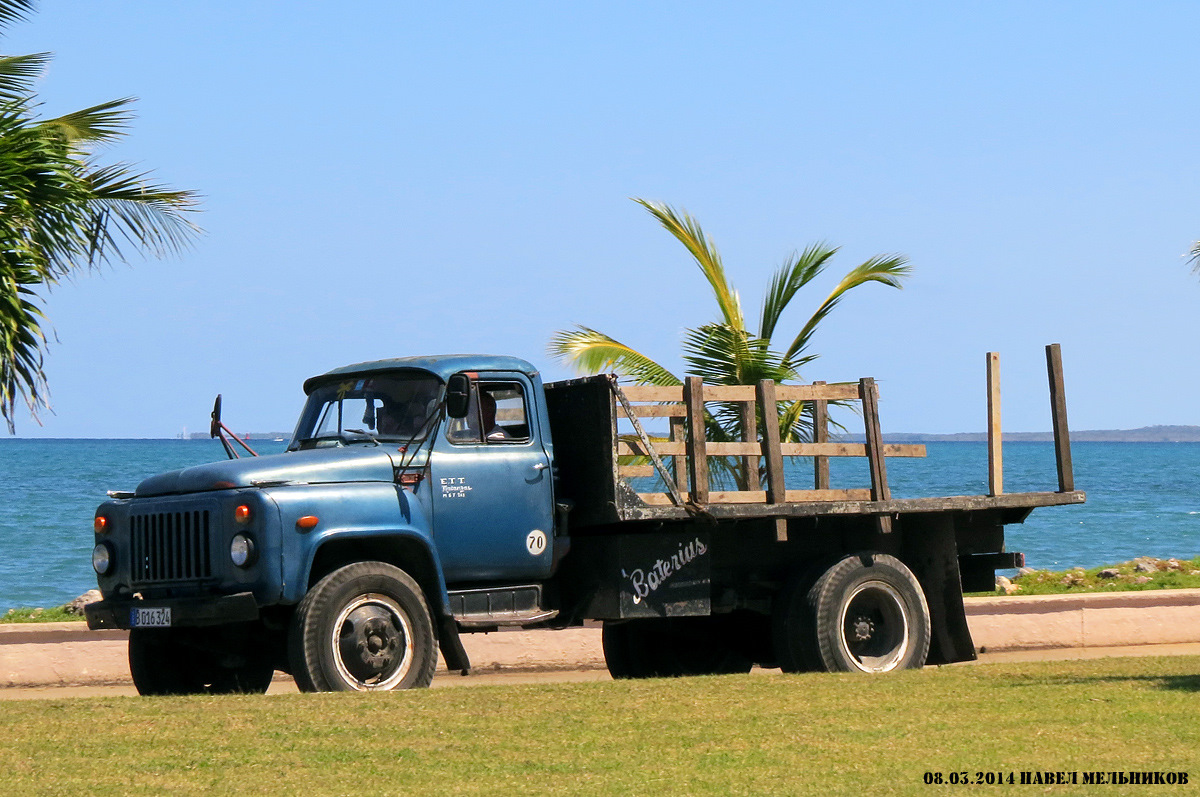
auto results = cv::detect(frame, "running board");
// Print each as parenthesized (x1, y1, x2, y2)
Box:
(449, 584, 559, 628)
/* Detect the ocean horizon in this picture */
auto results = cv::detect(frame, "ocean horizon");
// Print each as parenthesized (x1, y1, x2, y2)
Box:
(1, 438, 1196, 612)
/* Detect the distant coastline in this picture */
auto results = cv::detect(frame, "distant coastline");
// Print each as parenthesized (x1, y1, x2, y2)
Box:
(847, 425, 1200, 443)
(178, 424, 1200, 444)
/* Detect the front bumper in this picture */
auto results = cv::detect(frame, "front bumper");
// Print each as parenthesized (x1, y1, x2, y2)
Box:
(84, 592, 260, 630)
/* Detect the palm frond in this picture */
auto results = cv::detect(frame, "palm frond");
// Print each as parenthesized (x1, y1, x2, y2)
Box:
(80, 162, 201, 263)
(548, 325, 680, 385)
(1189, 241, 1200, 274)
(40, 98, 136, 147)
(0, 258, 50, 432)
(632, 198, 744, 330)
(782, 254, 910, 367)
(0, 53, 48, 102)
(0, 0, 34, 32)
(759, 242, 838, 341)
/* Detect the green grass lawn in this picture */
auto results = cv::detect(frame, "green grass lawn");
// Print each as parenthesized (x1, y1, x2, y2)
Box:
(2, 657, 1197, 796)
(1000, 556, 1200, 595)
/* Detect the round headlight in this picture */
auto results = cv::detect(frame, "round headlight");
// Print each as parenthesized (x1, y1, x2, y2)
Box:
(230, 534, 256, 567)
(92, 542, 113, 575)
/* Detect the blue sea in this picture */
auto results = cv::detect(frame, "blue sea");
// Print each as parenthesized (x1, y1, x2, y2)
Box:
(0, 438, 1197, 612)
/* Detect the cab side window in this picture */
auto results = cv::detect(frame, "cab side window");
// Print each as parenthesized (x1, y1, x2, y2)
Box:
(446, 382, 529, 444)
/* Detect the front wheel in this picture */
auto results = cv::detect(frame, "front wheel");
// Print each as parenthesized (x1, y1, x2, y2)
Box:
(288, 562, 438, 692)
(773, 552, 930, 674)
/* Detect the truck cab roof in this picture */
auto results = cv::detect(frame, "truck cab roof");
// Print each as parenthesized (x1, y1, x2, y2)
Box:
(303, 354, 539, 393)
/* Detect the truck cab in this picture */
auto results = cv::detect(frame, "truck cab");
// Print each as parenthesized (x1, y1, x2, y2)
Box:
(87, 355, 566, 693)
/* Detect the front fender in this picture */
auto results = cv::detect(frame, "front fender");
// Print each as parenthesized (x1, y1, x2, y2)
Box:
(263, 482, 451, 615)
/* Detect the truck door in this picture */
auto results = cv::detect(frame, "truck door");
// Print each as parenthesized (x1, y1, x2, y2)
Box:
(429, 374, 556, 583)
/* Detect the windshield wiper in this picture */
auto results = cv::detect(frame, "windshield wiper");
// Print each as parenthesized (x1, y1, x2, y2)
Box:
(342, 429, 380, 446)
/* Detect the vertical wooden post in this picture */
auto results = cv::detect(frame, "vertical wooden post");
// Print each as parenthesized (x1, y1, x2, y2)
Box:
(669, 414, 688, 496)
(756, 379, 788, 541)
(812, 380, 830, 490)
(986, 351, 1003, 496)
(683, 377, 709, 504)
(1046, 343, 1075, 492)
(860, 378, 892, 534)
(739, 399, 760, 490)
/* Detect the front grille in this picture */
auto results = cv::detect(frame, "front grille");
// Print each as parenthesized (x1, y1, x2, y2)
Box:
(130, 510, 214, 584)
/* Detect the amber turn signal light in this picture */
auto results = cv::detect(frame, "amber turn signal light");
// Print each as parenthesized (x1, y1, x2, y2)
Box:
(94, 516, 108, 534)
(235, 504, 252, 524)
(296, 515, 319, 531)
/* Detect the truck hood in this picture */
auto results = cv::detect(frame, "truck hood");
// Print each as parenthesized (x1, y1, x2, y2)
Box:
(135, 448, 399, 497)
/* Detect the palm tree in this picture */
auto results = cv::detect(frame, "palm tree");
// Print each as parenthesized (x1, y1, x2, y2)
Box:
(0, 0, 200, 432)
(549, 198, 909, 487)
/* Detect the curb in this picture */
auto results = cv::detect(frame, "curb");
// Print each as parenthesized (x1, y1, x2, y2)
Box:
(963, 587, 1200, 651)
(4, 590, 1200, 688)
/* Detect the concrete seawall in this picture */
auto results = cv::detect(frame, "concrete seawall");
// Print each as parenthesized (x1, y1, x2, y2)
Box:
(3, 589, 1200, 688)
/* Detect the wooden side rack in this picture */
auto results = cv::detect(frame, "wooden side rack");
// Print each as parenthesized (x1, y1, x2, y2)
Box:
(612, 343, 1076, 512)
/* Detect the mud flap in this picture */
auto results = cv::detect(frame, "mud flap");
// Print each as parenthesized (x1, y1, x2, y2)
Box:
(902, 516, 976, 664)
(438, 615, 471, 675)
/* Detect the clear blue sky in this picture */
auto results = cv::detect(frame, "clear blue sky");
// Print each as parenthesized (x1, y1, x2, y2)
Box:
(6, 2, 1198, 437)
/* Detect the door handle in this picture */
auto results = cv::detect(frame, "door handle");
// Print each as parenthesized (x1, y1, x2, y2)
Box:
(532, 462, 549, 471)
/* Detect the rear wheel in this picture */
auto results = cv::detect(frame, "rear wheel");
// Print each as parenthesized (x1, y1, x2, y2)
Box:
(602, 617, 753, 678)
(128, 627, 275, 695)
(288, 562, 438, 692)
(774, 552, 930, 674)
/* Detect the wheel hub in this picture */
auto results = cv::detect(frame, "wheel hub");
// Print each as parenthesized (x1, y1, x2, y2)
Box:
(339, 604, 404, 680)
(851, 616, 875, 641)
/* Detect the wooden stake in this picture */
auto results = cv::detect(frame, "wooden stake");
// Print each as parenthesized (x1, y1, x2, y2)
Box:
(739, 399, 760, 490)
(987, 352, 1003, 496)
(1046, 343, 1074, 492)
(757, 379, 786, 505)
(684, 377, 709, 504)
(812, 380, 830, 490)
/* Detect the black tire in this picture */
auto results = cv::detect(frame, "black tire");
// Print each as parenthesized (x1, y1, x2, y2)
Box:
(602, 617, 753, 678)
(288, 562, 438, 692)
(128, 627, 275, 696)
(773, 552, 930, 674)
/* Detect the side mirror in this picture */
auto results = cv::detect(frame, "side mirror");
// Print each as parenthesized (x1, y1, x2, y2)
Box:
(446, 374, 471, 418)
(210, 395, 223, 438)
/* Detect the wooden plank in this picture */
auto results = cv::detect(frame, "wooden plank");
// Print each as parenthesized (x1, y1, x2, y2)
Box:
(637, 493, 682, 506)
(987, 351, 1003, 496)
(777, 442, 926, 458)
(618, 465, 656, 478)
(638, 488, 872, 505)
(775, 383, 861, 401)
(684, 376, 709, 504)
(615, 382, 860, 403)
(670, 415, 688, 496)
(757, 379, 786, 504)
(813, 380, 830, 490)
(708, 491, 767, 503)
(786, 488, 872, 502)
(859, 377, 892, 534)
(740, 399, 760, 490)
(621, 385, 683, 402)
(1046, 343, 1075, 492)
(625, 404, 687, 418)
(621, 440, 926, 458)
(859, 378, 890, 501)
(702, 385, 757, 401)
(618, 441, 686, 456)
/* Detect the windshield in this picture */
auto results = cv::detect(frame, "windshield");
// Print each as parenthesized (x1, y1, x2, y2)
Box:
(290, 373, 442, 449)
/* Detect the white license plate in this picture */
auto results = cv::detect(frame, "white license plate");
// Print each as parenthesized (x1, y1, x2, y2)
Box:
(130, 607, 171, 627)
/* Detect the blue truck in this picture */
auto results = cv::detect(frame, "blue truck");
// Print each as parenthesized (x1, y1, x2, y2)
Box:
(85, 350, 1084, 693)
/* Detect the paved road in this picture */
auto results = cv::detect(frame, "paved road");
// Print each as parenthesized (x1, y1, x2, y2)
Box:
(3, 643, 1199, 701)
